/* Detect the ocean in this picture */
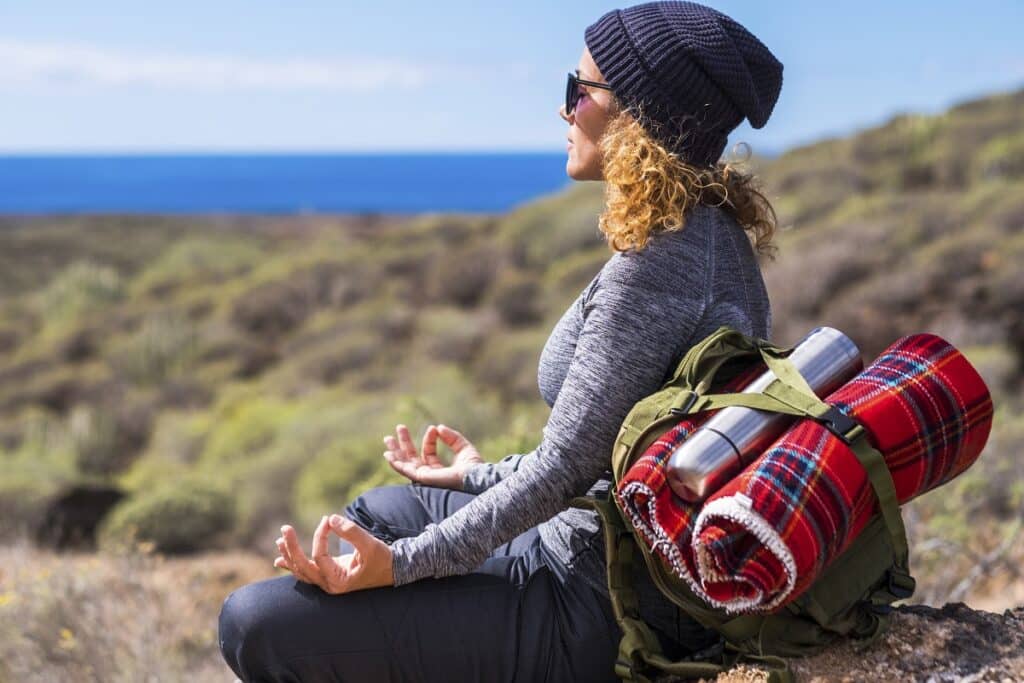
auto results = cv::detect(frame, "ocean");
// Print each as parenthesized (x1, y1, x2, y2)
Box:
(0, 152, 573, 215)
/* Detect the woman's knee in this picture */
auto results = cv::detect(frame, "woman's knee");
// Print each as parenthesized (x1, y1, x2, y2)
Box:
(218, 580, 282, 679)
(342, 484, 425, 542)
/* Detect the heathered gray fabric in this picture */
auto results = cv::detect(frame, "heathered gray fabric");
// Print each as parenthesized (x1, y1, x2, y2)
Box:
(391, 204, 772, 635)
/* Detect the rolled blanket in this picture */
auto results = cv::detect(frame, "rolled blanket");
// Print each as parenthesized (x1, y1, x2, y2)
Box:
(694, 332, 993, 613)
(617, 333, 994, 614)
(616, 361, 769, 605)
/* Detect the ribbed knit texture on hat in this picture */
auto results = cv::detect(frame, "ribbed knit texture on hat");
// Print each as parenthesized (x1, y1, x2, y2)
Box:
(584, 1, 783, 168)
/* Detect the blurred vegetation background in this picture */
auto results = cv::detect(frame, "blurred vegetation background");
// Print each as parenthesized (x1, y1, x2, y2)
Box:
(1, 86, 1022, 681)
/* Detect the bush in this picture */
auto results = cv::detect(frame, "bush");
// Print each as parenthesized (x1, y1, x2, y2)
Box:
(0, 325, 23, 354)
(98, 479, 235, 554)
(0, 472, 64, 541)
(542, 247, 607, 296)
(198, 395, 297, 467)
(416, 306, 495, 365)
(131, 235, 264, 297)
(230, 279, 312, 339)
(56, 325, 101, 363)
(36, 260, 125, 332)
(299, 329, 380, 385)
(425, 242, 502, 308)
(470, 330, 548, 404)
(489, 270, 544, 327)
(973, 131, 1024, 181)
(108, 309, 200, 386)
(70, 401, 155, 477)
(494, 182, 605, 270)
(292, 436, 391, 525)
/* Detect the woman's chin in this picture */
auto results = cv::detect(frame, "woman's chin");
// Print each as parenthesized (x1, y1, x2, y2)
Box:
(565, 157, 586, 181)
(565, 161, 598, 182)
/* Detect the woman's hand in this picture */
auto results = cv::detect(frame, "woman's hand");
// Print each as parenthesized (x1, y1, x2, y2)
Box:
(382, 423, 483, 490)
(274, 514, 394, 594)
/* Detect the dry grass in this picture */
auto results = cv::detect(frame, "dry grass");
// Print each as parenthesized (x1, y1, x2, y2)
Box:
(0, 534, 273, 683)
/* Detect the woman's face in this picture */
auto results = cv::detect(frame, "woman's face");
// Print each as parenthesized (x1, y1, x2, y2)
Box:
(560, 46, 616, 181)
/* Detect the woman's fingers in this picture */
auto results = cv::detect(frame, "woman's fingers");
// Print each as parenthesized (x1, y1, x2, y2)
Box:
(281, 524, 325, 588)
(275, 536, 293, 570)
(312, 515, 343, 584)
(329, 514, 376, 556)
(420, 425, 442, 467)
(396, 424, 418, 460)
(382, 448, 419, 481)
(436, 424, 468, 452)
(384, 433, 418, 467)
(328, 514, 395, 591)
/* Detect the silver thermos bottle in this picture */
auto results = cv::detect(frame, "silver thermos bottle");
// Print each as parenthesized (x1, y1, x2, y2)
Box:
(666, 326, 863, 502)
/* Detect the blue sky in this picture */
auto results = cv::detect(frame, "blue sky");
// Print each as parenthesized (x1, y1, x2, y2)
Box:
(1, 1, 1022, 155)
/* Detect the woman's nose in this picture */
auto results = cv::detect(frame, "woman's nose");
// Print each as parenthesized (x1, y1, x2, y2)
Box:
(558, 104, 572, 123)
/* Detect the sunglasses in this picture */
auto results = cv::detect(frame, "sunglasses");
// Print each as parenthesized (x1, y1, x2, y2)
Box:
(565, 69, 613, 116)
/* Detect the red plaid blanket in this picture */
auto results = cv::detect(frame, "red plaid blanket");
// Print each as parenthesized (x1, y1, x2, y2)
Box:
(617, 333, 994, 614)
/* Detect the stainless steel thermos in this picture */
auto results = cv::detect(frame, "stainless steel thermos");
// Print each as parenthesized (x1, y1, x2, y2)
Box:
(666, 326, 863, 502)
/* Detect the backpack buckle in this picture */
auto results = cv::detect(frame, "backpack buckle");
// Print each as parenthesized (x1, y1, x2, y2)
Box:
(868, 602, 894, 616)
(867, 568, 915, 616)
(886, 568, 915, 599)
(669, 390, 700, 416)
(817, 405, 859, 444)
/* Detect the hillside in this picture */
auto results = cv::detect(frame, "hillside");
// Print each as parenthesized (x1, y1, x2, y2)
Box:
(0, 85, 1022, 680)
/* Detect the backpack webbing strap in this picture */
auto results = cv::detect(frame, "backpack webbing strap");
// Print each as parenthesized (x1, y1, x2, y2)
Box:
(570, 495, 794, 683)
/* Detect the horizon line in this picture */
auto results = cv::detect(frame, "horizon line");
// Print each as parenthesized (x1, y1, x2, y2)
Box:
(0, 146, 786, 159)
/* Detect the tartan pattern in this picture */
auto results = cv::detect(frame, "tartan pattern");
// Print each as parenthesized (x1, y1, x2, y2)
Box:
(617, 332, 994, 613)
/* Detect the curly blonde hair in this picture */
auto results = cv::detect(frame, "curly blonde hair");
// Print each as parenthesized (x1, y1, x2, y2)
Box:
(597, 101, 779, 259)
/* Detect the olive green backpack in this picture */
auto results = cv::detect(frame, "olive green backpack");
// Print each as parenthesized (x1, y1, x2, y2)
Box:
(570, 325, 916, 683)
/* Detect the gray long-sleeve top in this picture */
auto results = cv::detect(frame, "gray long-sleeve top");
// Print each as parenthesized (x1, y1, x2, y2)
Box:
(391, 204, 772, 632)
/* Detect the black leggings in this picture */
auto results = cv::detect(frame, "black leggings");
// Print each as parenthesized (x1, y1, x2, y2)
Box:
(217, 483, 625, 682)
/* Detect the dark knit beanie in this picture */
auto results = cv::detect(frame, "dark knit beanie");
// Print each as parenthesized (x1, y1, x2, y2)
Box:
(584, 1, 783, 168)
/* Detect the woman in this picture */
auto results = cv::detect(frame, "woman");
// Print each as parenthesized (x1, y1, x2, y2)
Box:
(218, 2, 783, 681)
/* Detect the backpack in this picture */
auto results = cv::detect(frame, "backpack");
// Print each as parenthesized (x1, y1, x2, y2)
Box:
(570, 324, 916, 683)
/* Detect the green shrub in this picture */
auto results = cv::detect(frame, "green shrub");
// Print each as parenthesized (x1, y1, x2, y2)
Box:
(0, 470, 64, 540)
(0, 324, 23, 354)
(198, 396, 298, 467)
(299, 328, 381, 385)
(98, 479, 235, 554)
(494, 182, 604, 269)
(70, 401, 155, 477)
(38, 260, 125, 321)
(415, 306, 494, 365)
(292, 436, 390, 525)
(973, 131, 1024, 180)
(390, 364, 509, 445)
(475, 411, 544, 463)
(131, 236, 264, 297)
(543, 247, 607, 294)
(230, 279, 312, 339)
(470, 330, 548, 404)
(489, 270, 545, 327)
(425, 242, 502, 308)
(108, 309, 200, 386)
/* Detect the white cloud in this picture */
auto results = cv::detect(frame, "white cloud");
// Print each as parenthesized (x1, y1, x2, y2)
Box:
(0, 38, 464, 91)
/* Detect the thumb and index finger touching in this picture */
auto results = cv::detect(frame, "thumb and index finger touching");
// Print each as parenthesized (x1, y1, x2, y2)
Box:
(328, 514, 377, 555)
(418, 423, 467, 462)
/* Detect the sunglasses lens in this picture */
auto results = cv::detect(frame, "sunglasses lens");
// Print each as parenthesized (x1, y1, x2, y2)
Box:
(565, 72, 578, 114)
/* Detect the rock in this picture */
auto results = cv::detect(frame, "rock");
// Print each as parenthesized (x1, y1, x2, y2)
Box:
(661, 603, 1024, 682)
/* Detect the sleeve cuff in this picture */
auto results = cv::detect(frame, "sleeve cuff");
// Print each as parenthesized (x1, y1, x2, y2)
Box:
(390, 524, 441, 586)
